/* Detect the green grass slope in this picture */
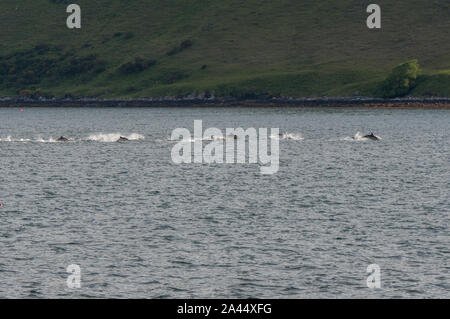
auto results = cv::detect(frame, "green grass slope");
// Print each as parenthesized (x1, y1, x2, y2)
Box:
(0, 0, 449, 98)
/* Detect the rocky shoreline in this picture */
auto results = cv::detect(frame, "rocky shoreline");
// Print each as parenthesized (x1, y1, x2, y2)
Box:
(0, 96, 449, 108)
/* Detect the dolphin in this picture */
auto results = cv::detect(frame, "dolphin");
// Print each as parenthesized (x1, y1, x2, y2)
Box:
(117, 136, 129, 142)
(363, 133, 380, 141)
(57, 136, 69, 142)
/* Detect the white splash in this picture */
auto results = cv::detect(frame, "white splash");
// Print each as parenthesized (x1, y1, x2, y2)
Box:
(85, 133, 145, 142)
(0, 136, 33, 142)
(35, 137, 58, 143)
(343, 132, 382, 141)
(271, 132, 304, 140)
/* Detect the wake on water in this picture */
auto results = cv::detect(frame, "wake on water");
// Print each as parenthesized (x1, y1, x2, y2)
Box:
(1, 132, 380, 143)
(0, 136, 58, 143)
(0, 133, 145, 143)
(170, 132, 304, 143)
(271, 133, 304, 140)
(0, 136, 32, 142)
(8, 131, 306, 144)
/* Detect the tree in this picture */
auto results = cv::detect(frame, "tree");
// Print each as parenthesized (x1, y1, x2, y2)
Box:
(379, 60, 420, 98)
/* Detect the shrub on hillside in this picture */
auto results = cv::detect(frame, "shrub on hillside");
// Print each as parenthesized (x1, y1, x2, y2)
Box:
(18, 70, 39, 85)
(166, 40, 193, 56)
(378, 60, 420, 98)
(0, 62, 8, 76)
(34, 44, 52, 55)
(158, 71, 189, 84)
(0, 46, 108, 93)
(19, 89, 34, 97)
(58, 54, 106, 76)
(112, 32, 134, 40)
(118, 58, 156, 74)
(124, 32, 135, 40)
(18, 88, 51, 98)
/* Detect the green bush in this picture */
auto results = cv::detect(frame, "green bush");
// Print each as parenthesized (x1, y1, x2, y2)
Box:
(118, 58, 156, 74)
(124, 32, 134, 40)
(166, 40, 193, 56)
(378, 60, 420, 98)
(112, 32, 134, 40)
(57, 54, 106, 76)
(0, 46, 107, 92)
(18, 88, 51, 98)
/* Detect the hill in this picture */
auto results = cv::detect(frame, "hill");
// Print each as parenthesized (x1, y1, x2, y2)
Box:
(0, 0, 449, 98)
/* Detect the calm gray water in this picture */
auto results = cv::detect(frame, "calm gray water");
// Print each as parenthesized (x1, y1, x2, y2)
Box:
(0, 106, 448, 298)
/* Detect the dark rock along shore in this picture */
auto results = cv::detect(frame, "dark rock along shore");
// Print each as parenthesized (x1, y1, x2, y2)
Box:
(1, 97, 449, 108)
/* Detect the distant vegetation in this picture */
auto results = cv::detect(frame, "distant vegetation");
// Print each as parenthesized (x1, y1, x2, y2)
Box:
(166, 40, 193, 56)
(117, 58, 156, 74)
(378, 60, 420, 98)
(0, 0, 449, 98)
(0, 45, 105, 93)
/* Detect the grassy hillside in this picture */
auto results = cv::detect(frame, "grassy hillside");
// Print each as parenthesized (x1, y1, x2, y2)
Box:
(0, 0, 449, 98)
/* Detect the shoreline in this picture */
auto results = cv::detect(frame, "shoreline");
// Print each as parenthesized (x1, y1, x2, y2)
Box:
(1, 97, 450, 108)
